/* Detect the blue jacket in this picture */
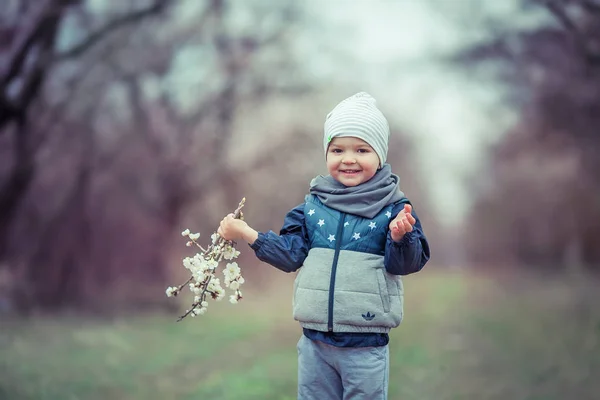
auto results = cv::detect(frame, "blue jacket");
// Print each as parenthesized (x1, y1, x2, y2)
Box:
(250, 196, 430, 345)
(250, 198, 429, 276)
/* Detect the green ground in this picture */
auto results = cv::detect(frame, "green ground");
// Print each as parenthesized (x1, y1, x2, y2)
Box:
(1, 269, 599, 399)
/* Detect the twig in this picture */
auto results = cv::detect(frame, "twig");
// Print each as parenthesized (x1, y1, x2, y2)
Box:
(544, 0, 600, 64)
(174, 197, 246, 321)
(55, 0, 170, 60)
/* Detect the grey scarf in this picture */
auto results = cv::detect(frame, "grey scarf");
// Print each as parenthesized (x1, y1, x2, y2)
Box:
(309, 164, 405, 219)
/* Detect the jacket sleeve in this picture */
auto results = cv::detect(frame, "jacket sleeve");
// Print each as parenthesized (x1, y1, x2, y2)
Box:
(384, 202, 430, 275)
(249, 203, 309, 273)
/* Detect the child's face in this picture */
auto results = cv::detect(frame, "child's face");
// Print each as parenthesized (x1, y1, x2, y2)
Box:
(326, 136, 380, 187)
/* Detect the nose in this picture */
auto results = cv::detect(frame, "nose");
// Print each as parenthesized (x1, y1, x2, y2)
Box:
(342, 156, 356, 164)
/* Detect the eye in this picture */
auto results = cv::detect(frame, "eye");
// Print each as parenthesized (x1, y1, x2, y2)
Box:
(330, 148, 343, 154)
(357, 148, 370, 153)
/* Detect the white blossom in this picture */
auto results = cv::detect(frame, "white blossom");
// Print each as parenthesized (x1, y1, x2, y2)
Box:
(193, 253, 205, 264)
(213, 286, 225, 301)
(193, 271, 207, 283)
(206, 259, 218, 270)
(225, 262, 240, 276)
(223, 246, 241, 260)
(207, 277, 221, 289)
(167, 198, 247, 320)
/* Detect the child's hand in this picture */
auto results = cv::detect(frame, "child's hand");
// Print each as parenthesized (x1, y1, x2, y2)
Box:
(389, 204, 416, 242)
(217, 214, 258, 244)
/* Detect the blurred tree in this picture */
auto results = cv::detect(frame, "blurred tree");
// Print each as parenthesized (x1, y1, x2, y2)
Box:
(0, 0, 319, 312)
(0, 0, 170, 256)
(0, 0, 173, 309)
(456, 0, 600, 270)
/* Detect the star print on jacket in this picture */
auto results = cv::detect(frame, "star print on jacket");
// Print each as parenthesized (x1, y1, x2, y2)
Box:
(302, 196, 408, 254)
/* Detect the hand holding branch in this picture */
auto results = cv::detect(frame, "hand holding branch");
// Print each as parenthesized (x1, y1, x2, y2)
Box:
(165, 198, 247, 321)
(218, 213, 258, 245)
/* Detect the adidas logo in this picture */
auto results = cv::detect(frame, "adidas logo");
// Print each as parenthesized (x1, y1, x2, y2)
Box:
(362, 311, 375, 321)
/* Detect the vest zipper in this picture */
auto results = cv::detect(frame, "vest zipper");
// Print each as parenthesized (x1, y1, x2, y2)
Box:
(327, 214, 346, 332)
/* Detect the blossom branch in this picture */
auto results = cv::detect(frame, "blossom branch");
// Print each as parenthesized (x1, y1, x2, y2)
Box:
(166, 197, 246, 321)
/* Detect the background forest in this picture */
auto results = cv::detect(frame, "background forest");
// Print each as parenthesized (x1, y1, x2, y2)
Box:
(1, 1, 599, 399)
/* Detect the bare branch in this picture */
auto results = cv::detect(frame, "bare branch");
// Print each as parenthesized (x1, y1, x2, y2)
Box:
(55, 0, 172, 61)
(543, 0, 600, 64)
(545, 1, 583, 36)
(0, 0, 59, 89)
(580, 0, 600, 14)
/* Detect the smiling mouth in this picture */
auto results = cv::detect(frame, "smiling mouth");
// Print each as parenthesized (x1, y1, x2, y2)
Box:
(340, 169, 361, 174)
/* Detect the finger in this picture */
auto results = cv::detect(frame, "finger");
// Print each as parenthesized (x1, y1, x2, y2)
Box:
(402, 218, 413, 232)
(393, 223, 406, 241)
(404, 204, 412, 214)
(406, 213, 416, 226)
(396, 220, 406, 235)
(395, 212, 406, 223)
(220, 220, 229, 235)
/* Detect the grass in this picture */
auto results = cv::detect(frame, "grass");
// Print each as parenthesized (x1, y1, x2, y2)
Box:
(1, 269, 599, 399)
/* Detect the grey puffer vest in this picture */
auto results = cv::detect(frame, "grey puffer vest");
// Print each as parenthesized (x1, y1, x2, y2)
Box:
(292, 195, 405, 333)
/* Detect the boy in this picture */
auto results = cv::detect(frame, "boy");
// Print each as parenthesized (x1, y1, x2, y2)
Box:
(218, 92, 430, 399)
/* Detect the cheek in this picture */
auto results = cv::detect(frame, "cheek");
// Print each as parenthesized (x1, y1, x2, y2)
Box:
(326, 160, 335, 174)
(362, 158, 379, 177)
(367, 157, 380, 172)
(326, 156, 338, 169)
(364, 168, 377, 180)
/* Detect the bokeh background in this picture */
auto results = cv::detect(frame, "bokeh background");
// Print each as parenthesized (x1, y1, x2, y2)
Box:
(1, 0, 599, 399)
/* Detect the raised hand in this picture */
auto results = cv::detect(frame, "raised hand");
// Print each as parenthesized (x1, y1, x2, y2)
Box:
(389, 204, 416, 242)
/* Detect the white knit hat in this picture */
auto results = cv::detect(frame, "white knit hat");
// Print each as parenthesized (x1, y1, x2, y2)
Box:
(323, 92, 390, 167)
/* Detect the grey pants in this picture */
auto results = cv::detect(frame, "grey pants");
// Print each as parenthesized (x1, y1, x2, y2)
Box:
(297, 335, 389, 400)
